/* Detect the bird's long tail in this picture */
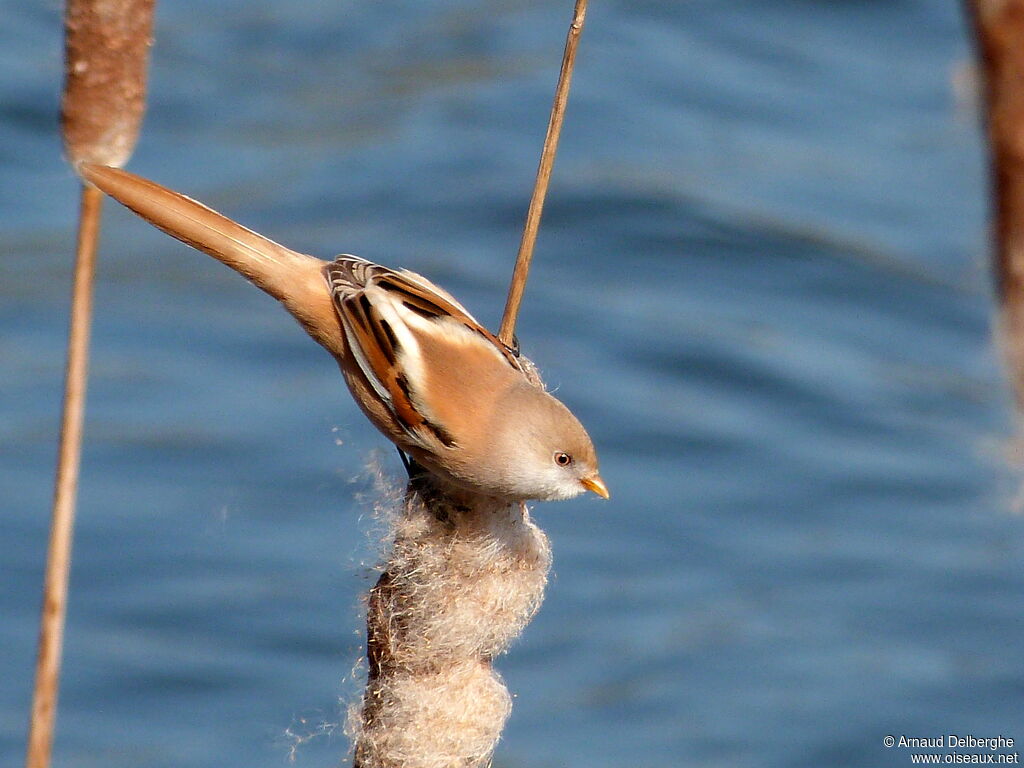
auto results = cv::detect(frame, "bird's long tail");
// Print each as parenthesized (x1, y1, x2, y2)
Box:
(77, 163, 344, 359)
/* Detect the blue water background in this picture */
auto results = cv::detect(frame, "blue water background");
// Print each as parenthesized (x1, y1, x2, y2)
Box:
(3, 1, 1022, 766)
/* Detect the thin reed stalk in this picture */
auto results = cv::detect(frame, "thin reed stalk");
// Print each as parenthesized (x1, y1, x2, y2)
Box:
(498, 0, 589, 346)
(26, 185, 102, 768)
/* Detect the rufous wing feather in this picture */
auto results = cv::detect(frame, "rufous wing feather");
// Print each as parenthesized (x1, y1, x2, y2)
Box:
(330, 287, 430, 444)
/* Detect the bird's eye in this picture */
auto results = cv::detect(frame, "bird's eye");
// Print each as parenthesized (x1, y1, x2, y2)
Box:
(554, 452, 573, 467)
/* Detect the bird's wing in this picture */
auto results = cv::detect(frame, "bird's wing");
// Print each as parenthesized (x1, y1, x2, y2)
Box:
(324, 256, 520, 449)
(377, 264, 521, 370)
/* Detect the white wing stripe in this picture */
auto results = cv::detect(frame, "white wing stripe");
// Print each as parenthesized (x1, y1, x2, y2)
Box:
(363, 287, 423, 390)
(336, 310, 395, 408)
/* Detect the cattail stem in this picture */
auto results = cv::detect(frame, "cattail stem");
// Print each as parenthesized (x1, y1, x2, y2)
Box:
(27, 1, 155, 766)
(498, 0, 588, 346)
(26, 185, 103, 768)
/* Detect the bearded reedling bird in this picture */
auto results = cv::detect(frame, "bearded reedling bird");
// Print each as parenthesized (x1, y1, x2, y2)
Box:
(77, 163, 608, 502)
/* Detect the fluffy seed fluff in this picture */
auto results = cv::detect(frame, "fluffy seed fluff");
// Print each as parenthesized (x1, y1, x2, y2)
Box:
(347, 475, 552, 768)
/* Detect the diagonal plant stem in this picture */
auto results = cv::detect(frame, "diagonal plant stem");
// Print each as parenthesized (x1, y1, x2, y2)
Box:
(498, 0, 589, 347)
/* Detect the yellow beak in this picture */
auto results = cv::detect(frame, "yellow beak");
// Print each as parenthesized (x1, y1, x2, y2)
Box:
(580, 474, 610, 499)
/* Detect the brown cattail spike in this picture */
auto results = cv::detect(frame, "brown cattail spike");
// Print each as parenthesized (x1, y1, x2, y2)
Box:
(62, 0, 156, 167)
